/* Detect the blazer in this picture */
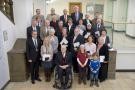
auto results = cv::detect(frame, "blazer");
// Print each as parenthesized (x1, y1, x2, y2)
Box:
(98, 44, 109, 61)
(67, 24, 75, 37)
(70, 34, 85, 51)
(71, 12, 83, 25)
(83, 19, 93, 27)
(26, 37, 41, 62)
(27, 26, 40, 38)
(60, 15, 71, 26)
(55, 51, 72, 66)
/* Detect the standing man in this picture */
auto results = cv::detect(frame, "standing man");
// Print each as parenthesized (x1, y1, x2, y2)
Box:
(71, 6, 83, 26)
(27, 19, 40, 39)
(60, 9, 71, 27)
(46, 8, 60, 21)
(26, 31, 42, 84)
(32, 9, 45, 26)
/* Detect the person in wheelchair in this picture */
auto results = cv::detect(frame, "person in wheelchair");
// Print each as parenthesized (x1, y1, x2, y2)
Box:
(54, 44, 72, 89)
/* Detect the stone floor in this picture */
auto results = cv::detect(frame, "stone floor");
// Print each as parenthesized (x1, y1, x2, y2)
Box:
(4, 72, 135, 90)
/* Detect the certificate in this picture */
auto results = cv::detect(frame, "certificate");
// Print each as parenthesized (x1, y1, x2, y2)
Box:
(100, 56, 105, 62)
(42, 54, 51, 61)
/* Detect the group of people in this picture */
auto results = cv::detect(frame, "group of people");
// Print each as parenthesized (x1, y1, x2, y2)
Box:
(26, 5, 111, 89)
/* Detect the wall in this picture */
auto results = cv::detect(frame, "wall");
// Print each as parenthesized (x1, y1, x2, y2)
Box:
(0, 11, 16, 89)
(33, 0, 105, 18)
(126, 0, 135, 37)
(13, 0, 33, 38)
(116, 49, 135, 70)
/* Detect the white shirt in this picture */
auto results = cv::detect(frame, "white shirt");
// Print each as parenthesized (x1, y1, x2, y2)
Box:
(85, 42, 96, 55)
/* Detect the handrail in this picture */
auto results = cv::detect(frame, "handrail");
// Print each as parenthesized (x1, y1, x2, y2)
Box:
(0, 0, 14, 24)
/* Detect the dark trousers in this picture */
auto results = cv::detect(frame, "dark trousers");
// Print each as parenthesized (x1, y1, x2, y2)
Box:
(98, 63, 108, 81)
(72, 51, 78, 73)
(30, 61, 40, 81)
(78, 65, 87, 80)
(58, 67, 71, 84)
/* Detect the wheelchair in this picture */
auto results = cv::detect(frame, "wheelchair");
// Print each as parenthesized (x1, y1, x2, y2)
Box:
(53, 66, 73, 89)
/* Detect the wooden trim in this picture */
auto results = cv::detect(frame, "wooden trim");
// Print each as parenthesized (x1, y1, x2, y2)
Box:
(116, 70, 135, 72)
(69, 2, 82, 15)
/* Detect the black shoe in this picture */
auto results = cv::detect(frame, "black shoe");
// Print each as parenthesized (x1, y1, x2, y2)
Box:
(95, 81, 99, 87)
(36, 78, 42, 82)
(31, 80, 35, 84)
(90, 81, 94, 87)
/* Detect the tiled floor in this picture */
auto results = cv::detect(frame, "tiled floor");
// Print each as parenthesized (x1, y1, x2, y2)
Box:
(4, 72, 135, 90)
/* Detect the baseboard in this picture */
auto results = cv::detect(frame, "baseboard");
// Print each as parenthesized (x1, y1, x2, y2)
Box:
(116, 69, 135, 72)
(113, 30, 125, 32)
(125, 34, 135, 39)
(1, 80, 10, 90)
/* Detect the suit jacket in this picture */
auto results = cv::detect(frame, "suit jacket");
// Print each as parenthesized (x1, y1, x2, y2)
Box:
(92, 24, 105, 38)
(26, 37, 41, 62)
(55, 51, 72, 66)
(60, 15, 71, 26)
(70, 34, 85, 51)
(67, 24, 75, 37)
(104, 36, 110, 46)
(27, 26, 40, 38)
(50, 20, 58, 30)
(98, 44, 109, 61)
(71, 12, 83, 26)
(83, 19, 93, 27)
(40, 26, 52, 40)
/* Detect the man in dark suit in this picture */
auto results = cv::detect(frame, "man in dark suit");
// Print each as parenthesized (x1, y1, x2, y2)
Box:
(27, 19, 40, 38)
(70, 27, 85, 73)
(67, 18, 75, 37)
(92, 18, 105, 43)
(60, 9, 71, 27)
(71, 6, 83, 26)
(83, 13, 93, 28)
(55, 44, 72, 89)
(26, 31, 42, 84)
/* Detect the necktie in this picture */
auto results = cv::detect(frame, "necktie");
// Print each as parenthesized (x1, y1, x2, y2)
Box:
(76, 13, 78, 21)
(34, 39, 38, 50)
(64, 15, 67, 22)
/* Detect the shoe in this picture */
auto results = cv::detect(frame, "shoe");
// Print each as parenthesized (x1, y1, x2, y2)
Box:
(36, 78, 42, 82)
(31, 80, 35, 84)
(90, 81, 94, 87)
(95, 81, 99, 87)
(83, 79, 87, 85)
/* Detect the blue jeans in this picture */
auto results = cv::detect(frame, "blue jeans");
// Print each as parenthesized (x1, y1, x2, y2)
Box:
(90, 72, 99, 81)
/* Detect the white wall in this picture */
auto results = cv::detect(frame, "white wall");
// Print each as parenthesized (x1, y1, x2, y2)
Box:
(116, 49, 135, 70)
(126, 0, 135, 37)
(13, 0, 33, 38)
(0, 11, 16, 89)
(33, 0, 104, 18)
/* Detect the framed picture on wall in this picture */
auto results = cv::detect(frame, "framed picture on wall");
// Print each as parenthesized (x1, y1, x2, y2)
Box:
(86, 4, 94, 14)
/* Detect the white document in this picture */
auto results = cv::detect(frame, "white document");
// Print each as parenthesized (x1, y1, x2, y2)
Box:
(80, 29, 84, 35)
(60, 38, 68, 45)
(84, 32, 90, 39)
(95, 31, 100, 36)
(100, 56, 105, 62)
(42, 54, 51, 61)
(73, 42, 80, 48)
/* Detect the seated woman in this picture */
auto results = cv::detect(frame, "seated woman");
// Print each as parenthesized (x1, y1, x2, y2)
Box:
(55, 44, 72, 89)
(41, 36, 53, 82)
(77, 44, 88, 85)
(97, 37, 109, 82)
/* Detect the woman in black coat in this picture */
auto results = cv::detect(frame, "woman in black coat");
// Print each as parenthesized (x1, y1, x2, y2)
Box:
(97, 37, 109, 82)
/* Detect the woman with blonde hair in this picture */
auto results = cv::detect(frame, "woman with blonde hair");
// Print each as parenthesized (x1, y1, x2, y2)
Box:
(41, 36, 53, 82)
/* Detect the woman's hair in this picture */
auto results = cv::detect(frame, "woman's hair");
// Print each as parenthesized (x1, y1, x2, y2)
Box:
(87, 35, 94, 42)
(101, 28, 107, 34)
(43, 36, 51, 54)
